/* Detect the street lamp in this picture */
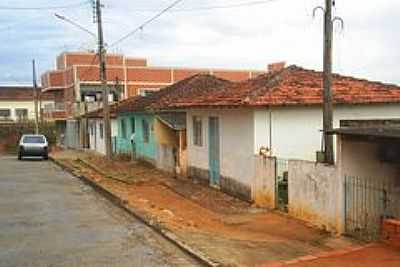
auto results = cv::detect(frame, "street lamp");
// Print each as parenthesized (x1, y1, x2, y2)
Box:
(54, 13, 97, 39)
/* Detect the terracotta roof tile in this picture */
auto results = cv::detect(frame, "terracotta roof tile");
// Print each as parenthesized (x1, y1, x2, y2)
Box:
(165, 65, 400, 108)
(0, 86, 53, 101)
(116, 74, 232, 113)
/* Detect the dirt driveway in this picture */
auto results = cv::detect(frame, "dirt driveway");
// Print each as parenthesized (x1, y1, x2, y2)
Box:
(54, 150, 359, 266)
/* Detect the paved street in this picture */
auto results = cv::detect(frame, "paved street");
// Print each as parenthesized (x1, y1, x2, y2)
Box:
(0, 156, 200, 267)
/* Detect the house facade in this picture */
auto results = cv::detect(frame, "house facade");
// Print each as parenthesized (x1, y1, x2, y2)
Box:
(88, 118, 118, 155)
(83, 105, 119, 155)
(115, 112, 136, 154)
(164, 65, 400, 203)
(0, 86, 55, 122)
(115, 74, 231, 175)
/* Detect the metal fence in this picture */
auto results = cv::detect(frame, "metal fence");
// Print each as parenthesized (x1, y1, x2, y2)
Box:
(345, 175, 400, 241)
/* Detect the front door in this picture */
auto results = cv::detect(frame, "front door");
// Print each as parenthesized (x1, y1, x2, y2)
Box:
(208, 117, 220, 187)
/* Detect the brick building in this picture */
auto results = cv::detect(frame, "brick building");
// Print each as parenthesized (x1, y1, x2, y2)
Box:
(41, 51, 266, 120)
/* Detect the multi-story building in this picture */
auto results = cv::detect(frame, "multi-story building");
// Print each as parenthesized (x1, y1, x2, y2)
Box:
(40, 51, 267, 147)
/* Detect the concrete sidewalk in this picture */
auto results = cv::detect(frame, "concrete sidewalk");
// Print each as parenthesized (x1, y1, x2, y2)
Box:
(52, 150, 359, 267)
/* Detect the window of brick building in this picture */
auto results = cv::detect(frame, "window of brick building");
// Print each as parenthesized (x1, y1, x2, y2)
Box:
(15, 109, 28, 121)
(0, 109, 11, 120)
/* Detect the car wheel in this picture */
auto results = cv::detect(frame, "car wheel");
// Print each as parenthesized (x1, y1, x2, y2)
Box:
(43, 154, 49, 160)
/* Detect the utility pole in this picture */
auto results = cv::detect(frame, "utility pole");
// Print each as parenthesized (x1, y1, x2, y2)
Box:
(32, 59, 39, 134)
(94, 0, 112, 159)
(323, 0, 334, 164)
(315, 0, 342, 164)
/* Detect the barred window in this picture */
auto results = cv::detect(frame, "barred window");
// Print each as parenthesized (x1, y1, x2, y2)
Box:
(193, 116, 202, 146)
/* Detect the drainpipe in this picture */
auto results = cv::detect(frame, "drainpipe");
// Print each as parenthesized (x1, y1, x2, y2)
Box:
(269, 106, 273, 156)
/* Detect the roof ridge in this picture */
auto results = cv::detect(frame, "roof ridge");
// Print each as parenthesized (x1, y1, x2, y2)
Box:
(284, 65, 400, 88)
(242, 65, 296, 104)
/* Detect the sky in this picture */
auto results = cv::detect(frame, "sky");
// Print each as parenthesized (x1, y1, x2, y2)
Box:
(0, 0, 399, 85)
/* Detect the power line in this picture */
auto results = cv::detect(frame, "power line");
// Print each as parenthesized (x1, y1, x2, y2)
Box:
(0, 15, 47, 32)
(0, 1, 90, 11)
(174, 0, 279, 12)
(108, 0, 185, 48)
(122, 0, 279, 13)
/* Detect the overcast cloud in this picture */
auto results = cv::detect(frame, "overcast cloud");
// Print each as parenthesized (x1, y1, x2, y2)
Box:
(0, 0, 399, 85)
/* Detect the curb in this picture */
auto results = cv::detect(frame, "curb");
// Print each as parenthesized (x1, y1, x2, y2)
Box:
(49, 156, 221, 267)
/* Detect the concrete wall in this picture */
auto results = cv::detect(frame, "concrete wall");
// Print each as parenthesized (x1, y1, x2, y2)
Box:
(253, 156, 276, 208)
(254, 104, 400, 161)
(186, 108, 255, 200)
(288, 160, 341, 232)
(88, 119, 118, 155)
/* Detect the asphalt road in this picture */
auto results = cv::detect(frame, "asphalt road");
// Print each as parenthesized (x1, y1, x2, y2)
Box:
(0, 156, 201, 267)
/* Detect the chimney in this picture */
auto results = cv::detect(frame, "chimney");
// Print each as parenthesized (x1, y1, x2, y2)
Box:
(268, 62, 286, 73)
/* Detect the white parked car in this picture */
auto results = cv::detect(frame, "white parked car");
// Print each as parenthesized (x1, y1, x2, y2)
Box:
(18, 135, 49, 160)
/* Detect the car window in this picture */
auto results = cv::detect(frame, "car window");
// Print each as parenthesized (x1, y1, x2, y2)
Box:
(23, 136, 45, 144)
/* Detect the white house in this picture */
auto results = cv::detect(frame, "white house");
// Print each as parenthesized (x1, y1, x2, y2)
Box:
(167, 65, 400, 202)
(88, 118, 118, 155)
(0, 86, 55, 122)
(84, 107, 119, 155)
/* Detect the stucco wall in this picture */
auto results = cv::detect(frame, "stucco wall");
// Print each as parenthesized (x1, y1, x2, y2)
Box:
(154, 118, 178, 147)
(186, 109, 255, 200)
(288, 160, 341, 232)
(255, 104, 400, 161)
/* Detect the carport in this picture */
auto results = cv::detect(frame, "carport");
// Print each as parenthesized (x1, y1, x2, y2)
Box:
(334, 123, 400, 241)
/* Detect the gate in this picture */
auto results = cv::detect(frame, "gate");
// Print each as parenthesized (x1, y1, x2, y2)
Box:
(275, 158, 289, 212)
(344, 175, 400, 241)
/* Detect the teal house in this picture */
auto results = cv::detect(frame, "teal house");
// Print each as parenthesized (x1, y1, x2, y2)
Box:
(114, 74, 230, 173)
(115, 112, 136, 154)
(115, 95, 158, 163)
